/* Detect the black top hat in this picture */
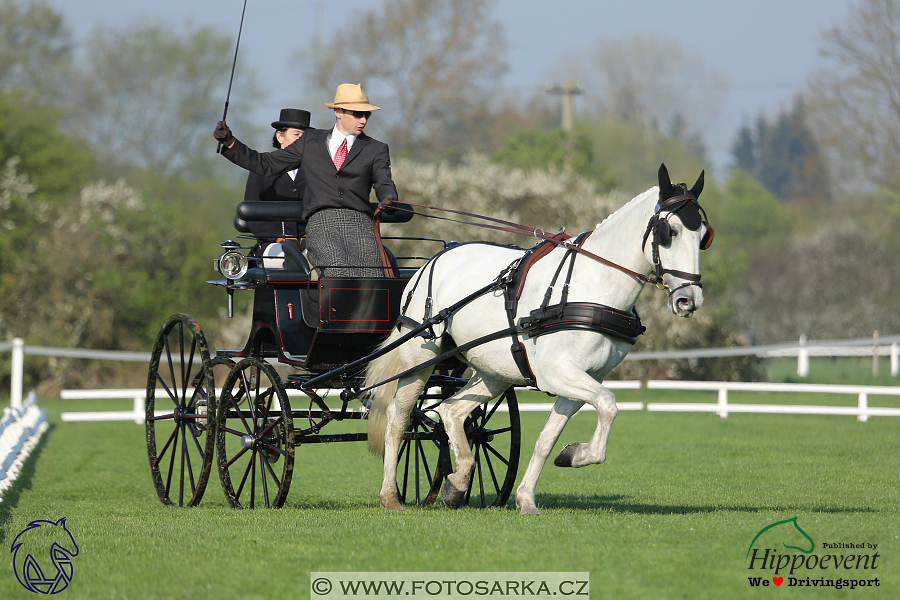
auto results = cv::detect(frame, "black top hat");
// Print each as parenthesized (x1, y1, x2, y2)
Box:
(271, 108, 311, 130)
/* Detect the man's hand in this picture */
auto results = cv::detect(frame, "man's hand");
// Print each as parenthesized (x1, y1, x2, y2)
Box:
(378, 194, 396, 215)
(213, 121, 235, 148)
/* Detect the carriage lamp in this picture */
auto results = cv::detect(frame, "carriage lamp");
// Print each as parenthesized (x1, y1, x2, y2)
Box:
(216, 240, 248, 280)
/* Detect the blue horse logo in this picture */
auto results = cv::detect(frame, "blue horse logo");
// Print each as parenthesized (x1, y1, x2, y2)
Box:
(10, 518, 79, 594)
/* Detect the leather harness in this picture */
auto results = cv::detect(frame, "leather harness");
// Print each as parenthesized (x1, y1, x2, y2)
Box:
(502, 231, 645, 387)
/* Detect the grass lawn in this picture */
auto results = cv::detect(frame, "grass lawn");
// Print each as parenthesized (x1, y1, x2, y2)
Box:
(1, 391, 897, 599)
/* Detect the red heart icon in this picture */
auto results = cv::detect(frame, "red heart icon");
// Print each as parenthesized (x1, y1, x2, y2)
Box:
(773, 577, 783, 586)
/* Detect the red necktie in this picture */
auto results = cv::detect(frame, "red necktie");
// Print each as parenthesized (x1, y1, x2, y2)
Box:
(334, 138, 348, 170)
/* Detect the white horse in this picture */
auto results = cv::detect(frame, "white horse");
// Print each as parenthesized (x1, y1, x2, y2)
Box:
(365, 164, 711, 515)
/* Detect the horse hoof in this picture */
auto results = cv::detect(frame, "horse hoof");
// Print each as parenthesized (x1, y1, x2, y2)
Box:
(518, 504, 541, 516)
(381, 497, 405, 511)
(554, 443, 578, 467)
(440, 480, 466, 509)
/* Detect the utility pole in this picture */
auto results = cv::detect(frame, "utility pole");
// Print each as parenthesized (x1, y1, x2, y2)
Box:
(546, 81, 583, 131)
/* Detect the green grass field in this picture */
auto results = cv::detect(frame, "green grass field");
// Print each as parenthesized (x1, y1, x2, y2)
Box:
(1, 375, 898, 599)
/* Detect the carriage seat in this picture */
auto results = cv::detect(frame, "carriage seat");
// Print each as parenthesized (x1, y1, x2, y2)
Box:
(234, 201, 409, 281)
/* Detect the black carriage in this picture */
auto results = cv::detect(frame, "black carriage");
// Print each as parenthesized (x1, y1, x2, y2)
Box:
(145, 201, 521, 509)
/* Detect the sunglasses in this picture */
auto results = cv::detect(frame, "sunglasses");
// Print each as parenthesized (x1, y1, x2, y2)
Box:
(343, 110, 371, 119)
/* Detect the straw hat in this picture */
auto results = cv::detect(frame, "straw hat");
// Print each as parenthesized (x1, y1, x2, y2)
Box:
(325, 83, 380, 111)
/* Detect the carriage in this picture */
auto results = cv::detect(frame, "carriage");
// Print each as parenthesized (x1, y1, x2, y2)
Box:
(145, 200, 521, 510)
(147, 164, 712, 515)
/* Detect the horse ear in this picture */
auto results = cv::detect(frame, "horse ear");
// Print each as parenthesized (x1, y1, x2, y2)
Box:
(690, 170, 705, 198)
(658, 163, 673, 198)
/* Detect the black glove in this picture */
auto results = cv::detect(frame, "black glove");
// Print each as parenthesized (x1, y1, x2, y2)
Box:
(378, 194, 396, 215)
(214, 120, 235, 148)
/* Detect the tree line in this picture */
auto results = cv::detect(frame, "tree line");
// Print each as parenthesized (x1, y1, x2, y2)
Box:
(1, 0, 898, 393)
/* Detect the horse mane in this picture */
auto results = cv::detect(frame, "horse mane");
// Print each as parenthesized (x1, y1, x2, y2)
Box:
(596, 186, 658, 230)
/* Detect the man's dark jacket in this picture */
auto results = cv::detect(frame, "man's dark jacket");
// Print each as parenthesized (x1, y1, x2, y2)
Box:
(223, 127, 398, 222)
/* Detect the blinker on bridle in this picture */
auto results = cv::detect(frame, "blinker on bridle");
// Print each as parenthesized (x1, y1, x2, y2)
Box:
(642, 192, 714, 294)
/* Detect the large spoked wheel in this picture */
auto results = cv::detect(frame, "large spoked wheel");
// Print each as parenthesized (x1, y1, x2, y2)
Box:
(396, 396, 446, 506)
(146, 313, 216, 507)
(216, 358, 294, 509)
(460, 387, 521, 508)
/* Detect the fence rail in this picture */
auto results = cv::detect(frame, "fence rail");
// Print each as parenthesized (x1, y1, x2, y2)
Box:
(59, 381, 645, 422)
(645, 380, 900, 422)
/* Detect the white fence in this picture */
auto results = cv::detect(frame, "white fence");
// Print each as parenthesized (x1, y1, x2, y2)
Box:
(645, 380, 900, 422)
(60, 381, 646, 422)
(4, 335, 900, 424)
(59, 379, 900, 423)
(0, 391, 48, 500)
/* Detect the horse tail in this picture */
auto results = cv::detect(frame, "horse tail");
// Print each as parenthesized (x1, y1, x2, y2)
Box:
(364, 328, 404, 457)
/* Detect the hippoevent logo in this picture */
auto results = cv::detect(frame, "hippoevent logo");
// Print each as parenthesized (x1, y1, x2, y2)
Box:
(745, 517, 880, 590)
(10, 518, 79, 594)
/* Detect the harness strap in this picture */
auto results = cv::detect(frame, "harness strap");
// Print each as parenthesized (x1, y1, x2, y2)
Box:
(503, 231, 591, 388)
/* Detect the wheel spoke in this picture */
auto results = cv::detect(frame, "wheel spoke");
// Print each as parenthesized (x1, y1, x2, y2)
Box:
(153, 425, 179, 470)
(164, 426, 178, 498)
(259, 452, 271, 508)
(235, 453, 253, 500)
(480, 443, 501, 496)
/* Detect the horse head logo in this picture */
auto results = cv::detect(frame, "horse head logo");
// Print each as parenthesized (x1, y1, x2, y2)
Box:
(746, 516, 815, 559)
(10, 518, 79, 594)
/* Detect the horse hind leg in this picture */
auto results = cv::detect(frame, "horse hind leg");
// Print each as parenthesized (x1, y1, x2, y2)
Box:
(514, 397, 583, 516)
(436, 372, 508, 509)
(378, 342, 440, 511)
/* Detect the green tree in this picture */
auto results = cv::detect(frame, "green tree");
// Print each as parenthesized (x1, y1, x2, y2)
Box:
(552, 35, 727, 158)
(0, 0, 72, 98)
(0, 92, 95, 199)
(310, 0, 507, 156)
(69, 20, 262, 176)
(807, 0, 900, 191)
(731, 98, 831, 202)
(490, 127, 616, 190)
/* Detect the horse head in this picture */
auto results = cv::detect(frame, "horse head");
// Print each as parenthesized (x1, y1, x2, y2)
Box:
(644, 163, 713, 318)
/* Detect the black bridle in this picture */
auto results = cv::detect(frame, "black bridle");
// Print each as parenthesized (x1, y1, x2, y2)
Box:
(641, 192, 714, 296)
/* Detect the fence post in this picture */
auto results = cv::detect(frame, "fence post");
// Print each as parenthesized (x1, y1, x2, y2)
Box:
(716, 386, 729, 418)
(133, 395, 145, 424)
(797, 334, 809, 377)
(872, 330, 879, 377)
(892, 343, 898, 377)
(858, 392, 868, 423)
(10, 338, 24, 409)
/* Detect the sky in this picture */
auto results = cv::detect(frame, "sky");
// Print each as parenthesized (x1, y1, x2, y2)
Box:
(47, 0, 856, 174)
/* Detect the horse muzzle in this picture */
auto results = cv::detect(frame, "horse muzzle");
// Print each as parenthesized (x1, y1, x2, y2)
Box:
(668, 283, 703, 317)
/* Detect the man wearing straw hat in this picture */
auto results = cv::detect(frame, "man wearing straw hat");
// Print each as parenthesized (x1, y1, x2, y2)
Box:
(214, 83, 397, 277)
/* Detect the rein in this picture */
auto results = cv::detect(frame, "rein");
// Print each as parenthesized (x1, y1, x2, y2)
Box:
(392, 201, 668, 288)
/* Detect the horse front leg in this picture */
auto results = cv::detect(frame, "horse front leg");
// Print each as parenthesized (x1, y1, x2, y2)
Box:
(516, 367, 617, 515)
(380, 372, 431, 510)
(436, 373, 507, 509)
(552, 383, 617, 468)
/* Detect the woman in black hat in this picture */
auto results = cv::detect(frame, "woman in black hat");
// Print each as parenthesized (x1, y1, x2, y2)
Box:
(244, 108, 311, 259)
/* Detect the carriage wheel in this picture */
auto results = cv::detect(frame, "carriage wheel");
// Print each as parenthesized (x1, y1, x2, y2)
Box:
(395, 395, 447, 506)
(460, 387, 521, 508)
(216, 358, 294, 509)
(146, 314, 216, 507)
